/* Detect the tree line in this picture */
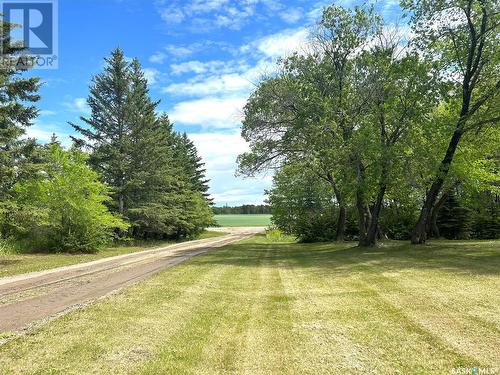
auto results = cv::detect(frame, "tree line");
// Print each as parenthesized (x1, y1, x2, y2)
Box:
(213, 205, 271, 215)
(238, 1, 499, 246)
(0, 33, 213, 251)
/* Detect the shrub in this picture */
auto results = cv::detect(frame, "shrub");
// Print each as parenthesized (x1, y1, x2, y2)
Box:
(7, 144, 128, 252)
(266, 228, 283, 242)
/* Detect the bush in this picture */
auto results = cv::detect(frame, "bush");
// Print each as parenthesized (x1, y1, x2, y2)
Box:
(472, 214, 500, 239)
(380, 205, 418, 240)
(266, 228, 283, 242)
(6, 144, 128, 252)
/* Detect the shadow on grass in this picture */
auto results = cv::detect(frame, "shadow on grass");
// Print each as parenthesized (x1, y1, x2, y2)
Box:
(195, 238, 500, 276)
(0, 259, 21, 267)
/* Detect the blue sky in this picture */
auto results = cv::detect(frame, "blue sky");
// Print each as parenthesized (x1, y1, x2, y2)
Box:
(26, 0, 402, 206)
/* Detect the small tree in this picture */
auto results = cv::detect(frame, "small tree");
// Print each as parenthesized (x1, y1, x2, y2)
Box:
(9, 144, 128, 252)
(437, 192, 472, 239)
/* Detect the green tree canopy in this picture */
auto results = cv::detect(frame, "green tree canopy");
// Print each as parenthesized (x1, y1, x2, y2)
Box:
(5, 144, 128, 252)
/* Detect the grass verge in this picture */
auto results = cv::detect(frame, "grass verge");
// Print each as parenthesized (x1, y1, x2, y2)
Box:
(0, 236, 498, 374)
(0, 230, 226, 278)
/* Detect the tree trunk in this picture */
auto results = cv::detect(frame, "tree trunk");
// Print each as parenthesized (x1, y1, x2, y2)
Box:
(359, 183, 386, 247)
(330, 179, 346, 242)
(427, 190, 449, 238)
(354, 157, 370, 244)
(411, 11, 480, 244)
(336, 205, 346, 241)
(356, 190, 370, 245)
(325, 173, 346, 242)
(118, 193, 125, 215)
(411, 128, 464, 244)
(428, 206, 440, 239)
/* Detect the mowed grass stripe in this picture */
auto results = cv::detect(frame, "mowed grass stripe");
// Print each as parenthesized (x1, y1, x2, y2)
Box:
(0, 236, 498, 374)
(137, 244, 258, 374)
(255, 237, 498, 373)
(236, 246, 297, 374)
(0, 256, 228, 374)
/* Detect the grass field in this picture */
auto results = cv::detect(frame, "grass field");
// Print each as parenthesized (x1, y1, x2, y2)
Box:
(214, 214, 271, 227)
(0, 235, 498, 374)
(0, 231, 225, 278)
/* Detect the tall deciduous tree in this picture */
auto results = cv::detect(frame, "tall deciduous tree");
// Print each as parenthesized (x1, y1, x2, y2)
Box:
(353, 35, 438, 246)
(403, 0, 500, 244)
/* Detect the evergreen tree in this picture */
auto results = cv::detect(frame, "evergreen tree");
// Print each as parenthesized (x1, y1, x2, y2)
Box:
(0, 16, 41, 203)
(70, 48, 131, 215)
(126, 59, 169, 218)
(71, 49, 213, 239)
(437, 192, 473, 240)
(173, 133, 212, 203)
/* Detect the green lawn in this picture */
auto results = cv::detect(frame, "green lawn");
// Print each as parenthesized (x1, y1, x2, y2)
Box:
(214, 214, 271, 227)
(0, 235, 499, 374)
(0, 230, 225, 278)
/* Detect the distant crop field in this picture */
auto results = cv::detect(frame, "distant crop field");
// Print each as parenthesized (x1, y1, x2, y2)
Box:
(215, 214, 271, 227)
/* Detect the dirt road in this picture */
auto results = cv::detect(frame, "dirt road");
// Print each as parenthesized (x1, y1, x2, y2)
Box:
(0, 227, 263, 333)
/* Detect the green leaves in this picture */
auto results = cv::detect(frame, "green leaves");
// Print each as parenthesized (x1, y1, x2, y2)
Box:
(9, 144, 128, 252)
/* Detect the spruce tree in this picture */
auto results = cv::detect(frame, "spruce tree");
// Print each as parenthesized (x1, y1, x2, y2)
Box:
(70, 48, 131, 215)
(72, 49, 213, 239)
(173, 133, 211, 202)
(125, 62, 182, 237)
(126, 58, 165, 206)
(0, 16, 41, 216)
(437, 193, 473, 240)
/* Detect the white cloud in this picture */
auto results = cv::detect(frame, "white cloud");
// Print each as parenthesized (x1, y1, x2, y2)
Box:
(164, 44, 196, 57)
(188, 132, 247, 170)
(242, 27, 309, 58)
(170, 60, 244, 75)
(186, 0, 230, 14)
(188, 132, 271, 205)
(160, 7, 185, 23)
(39, 109, 56, 116)
(64, 97, 90, 115)
(143, 68, 160, 84)
(163, 73, 252, 96)
(163, 55, 274, 98)
(280, 7, 302, 24)
(169, 97, 246, 129)
(25, 122, 72, 147)
(149, 43, 201, 64)
(211, 191, 266, 205)
(149, 52, 167, 64)
(213, 5, 255, 29)
(156, 0, 277, 31)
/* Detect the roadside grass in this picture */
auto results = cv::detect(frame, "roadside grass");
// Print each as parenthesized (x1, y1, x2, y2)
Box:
(0, 236, 499, 374)
(214, 214, 272, 227)
(0, 230, 226, 278)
